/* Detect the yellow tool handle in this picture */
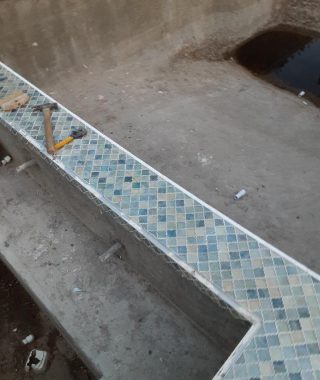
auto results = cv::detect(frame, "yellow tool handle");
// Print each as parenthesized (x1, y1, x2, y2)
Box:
(54, 136, 74, 150)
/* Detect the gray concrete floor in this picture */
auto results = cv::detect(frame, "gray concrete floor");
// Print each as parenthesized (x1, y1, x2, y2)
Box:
(34, 55, 320, 273)
(0, 166, 225, 380)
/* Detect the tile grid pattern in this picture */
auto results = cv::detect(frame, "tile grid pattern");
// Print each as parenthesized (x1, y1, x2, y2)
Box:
(1, 63, 320, 380)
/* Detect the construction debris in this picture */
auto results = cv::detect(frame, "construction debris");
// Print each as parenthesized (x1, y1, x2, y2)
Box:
(1, 155, 12, 166)
(99, 241, 122, 262)
(25, 349, 49, 374)
(234, 189, 247, 200)
(0, 90, 29, 112)
(22, 334, 34, 345)
(16, 159, 37, 173)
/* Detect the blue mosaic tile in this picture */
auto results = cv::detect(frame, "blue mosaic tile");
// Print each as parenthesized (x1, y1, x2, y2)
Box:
(1, 62, 320, 379)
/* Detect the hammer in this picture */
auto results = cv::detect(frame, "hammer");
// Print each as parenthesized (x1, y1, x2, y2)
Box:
(33, 102, 58, 154)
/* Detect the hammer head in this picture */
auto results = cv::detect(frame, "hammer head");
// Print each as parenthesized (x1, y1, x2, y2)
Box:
(32, 102, 58, 112)
(70, 126, 87, 139)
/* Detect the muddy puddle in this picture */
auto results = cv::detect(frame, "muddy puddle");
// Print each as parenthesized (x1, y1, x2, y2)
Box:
(235, 27, 320, 106)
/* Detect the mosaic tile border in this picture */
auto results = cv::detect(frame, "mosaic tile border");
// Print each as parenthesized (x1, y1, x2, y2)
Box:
(1, 62, 320, 380)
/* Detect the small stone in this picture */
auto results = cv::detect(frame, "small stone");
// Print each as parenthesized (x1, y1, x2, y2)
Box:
(32, 42, 38, 47)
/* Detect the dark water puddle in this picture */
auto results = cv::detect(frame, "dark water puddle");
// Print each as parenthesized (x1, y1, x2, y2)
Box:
(235, 27, 320, 106)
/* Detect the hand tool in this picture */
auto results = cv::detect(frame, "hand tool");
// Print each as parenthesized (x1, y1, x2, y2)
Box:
(54, 126, 87, 150)
(33, 103, 58, 154)
(0, 90, 29, 111)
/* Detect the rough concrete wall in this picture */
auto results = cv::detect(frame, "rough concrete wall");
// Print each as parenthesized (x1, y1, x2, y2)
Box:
(0, 124, 250, 365)
(0, 0, 277, 83)
(280, 0, 320, 31)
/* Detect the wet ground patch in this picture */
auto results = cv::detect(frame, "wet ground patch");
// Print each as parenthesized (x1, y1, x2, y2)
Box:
(234, 26, 320, 105)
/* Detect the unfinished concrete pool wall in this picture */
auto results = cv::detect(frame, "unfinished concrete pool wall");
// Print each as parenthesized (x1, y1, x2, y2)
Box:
(280, 0, 320, 32)
(0, 114, 253, 380)
(0, 0, 279, 84)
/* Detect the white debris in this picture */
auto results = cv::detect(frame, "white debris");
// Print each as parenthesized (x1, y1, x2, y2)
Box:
(16, 159, 36, 173)
(97, 95, 105, 101)
(22, 334, 34, 345)
(298, 90, 305, 97)
(1, 155, 12, 166)
(72, 287, 82, 293)
(25, 350, 48, 374)
(197, 152, 213, 167)
(33, 244, 46, 260)
(234, 189, 247, 200)
(31, 42, 38, 47)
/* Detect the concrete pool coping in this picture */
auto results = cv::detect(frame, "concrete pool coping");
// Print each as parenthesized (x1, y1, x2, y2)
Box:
(1, 61, 320, 379)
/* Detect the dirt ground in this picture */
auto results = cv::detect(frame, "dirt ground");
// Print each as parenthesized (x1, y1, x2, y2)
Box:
(0, 260, 93, 380)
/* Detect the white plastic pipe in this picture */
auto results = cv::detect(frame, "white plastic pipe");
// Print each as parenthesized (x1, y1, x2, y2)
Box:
(99, 242, 122, 262)
(234, 189, 247, 200)
(1, 155, 12, 166)
(16, 159, 36, 173)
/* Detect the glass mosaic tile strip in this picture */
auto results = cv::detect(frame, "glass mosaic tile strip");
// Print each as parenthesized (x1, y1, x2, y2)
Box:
(1, 62, 320, 380)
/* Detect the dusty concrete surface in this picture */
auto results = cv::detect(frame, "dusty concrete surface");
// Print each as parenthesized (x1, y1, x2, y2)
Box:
(0, 0, 278, 84)
(0, 261, 93, 380)
(23, 55, 319, 275)
(281, 0, 320, 32)
(0, 166, 226, 380)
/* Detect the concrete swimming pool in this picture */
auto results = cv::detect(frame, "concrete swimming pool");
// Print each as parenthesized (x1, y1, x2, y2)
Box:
(1, 61, 320, 379)
(1, 1, 320, 379)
